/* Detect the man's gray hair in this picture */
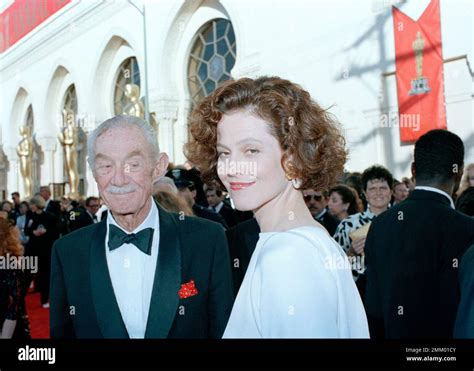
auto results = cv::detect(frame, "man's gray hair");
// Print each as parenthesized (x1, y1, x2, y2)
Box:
(87, 115, 160, 170)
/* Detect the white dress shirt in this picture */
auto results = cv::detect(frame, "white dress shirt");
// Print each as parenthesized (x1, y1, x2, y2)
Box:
(105, 199, 160, 338)
(209, 201, 224, 213)
(415, 186, 455, 209)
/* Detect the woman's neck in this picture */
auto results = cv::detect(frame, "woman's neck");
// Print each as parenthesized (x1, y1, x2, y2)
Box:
(254, 184, 319, 233)
(337, 211, 349, 221)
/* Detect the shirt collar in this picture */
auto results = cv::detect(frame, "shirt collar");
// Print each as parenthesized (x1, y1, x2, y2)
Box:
(315, 208, 327, 220)
(215, 201, 224, 213)
(414, 186, 455, 209)
(107, 198, 159, 234)
(364, 206, 377, 218)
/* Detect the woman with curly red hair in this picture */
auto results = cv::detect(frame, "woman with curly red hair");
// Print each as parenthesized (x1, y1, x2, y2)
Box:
(0, 218, 31, 339)
(185, 76, 369, 338)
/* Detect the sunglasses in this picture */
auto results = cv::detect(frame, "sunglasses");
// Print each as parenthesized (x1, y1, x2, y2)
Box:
(303, 194, 323, 202)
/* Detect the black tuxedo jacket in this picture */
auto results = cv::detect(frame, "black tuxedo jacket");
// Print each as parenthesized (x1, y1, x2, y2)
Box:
(45, 199, 61, 219)
(50, 202, 234, 338)
(316, 209, 339, 236)
(365, 189, 474, 338)
(218, 204, 239, 229)
(225, 218, 260, 296)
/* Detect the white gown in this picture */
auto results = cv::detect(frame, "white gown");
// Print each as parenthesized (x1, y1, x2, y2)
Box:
(223, 226, 370, 338)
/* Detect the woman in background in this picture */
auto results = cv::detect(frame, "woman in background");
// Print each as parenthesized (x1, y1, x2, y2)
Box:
(0, 218, 31, 339)
(327, 184, 362, 223)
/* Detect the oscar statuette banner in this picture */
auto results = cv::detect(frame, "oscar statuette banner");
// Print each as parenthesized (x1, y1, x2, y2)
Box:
(392, 0, 447, 143)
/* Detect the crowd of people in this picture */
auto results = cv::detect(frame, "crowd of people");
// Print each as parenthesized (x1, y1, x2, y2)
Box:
(1, 76, 474, 339)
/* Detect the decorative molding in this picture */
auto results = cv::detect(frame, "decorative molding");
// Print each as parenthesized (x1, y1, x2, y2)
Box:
(0, 0, 125, 80)
(231, 51, 261, 78)
(151, 93, 180, 120)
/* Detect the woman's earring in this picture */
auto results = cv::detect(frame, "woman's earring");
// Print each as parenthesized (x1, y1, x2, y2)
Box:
(292, 178, 302, 189)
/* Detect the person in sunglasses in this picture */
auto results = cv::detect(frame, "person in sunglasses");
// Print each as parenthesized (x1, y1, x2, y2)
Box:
(302, 190, 339, 236)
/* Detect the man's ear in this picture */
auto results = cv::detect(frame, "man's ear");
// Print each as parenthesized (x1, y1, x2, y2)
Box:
(153, 152, 169, 182)
(411, 162, 416, 180)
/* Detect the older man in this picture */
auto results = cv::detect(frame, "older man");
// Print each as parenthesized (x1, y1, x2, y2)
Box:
(50, 115, 234, 338)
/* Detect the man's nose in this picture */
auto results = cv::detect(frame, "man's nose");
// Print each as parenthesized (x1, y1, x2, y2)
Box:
(111, 165, 128, 185)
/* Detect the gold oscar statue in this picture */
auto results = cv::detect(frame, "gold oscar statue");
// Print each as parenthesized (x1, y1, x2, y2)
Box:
(58, 109, 80, 198)
(16, 125, 34, 198)
(409, 31, 431, 95)
(122, 83, 157, 130)
(413, 31, 424, 78)
(123, 84, 145, 118)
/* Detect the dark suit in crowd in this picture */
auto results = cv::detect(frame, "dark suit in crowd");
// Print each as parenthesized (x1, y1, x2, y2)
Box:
(365, 189, 474, 338)
(454, 244, 474, 338)
(25, 210, 58, 305)
(225, 218, 260, 296)
(193, 204, 228, 230)
(44, 199, 61, 220)
(315, 208, 339, 236)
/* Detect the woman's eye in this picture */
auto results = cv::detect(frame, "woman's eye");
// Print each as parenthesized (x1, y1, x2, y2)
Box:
(218, 151, 230, 157)
(246, 149, 259, 155)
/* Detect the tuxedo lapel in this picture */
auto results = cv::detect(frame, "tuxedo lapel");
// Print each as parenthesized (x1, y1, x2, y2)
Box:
(89, 219, 129, 338)
(144, 202, 182, 338)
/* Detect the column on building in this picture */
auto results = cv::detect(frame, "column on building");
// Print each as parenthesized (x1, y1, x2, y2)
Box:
(36, 135, 57, 192)
(153, 95, 179, 163)
(3, 146, 20, 197)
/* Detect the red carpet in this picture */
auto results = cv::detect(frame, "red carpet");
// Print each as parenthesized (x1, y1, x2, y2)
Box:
(25, 291, 50, 339)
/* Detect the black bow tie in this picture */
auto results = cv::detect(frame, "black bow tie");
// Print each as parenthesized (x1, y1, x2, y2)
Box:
(108, 224, 154, 255)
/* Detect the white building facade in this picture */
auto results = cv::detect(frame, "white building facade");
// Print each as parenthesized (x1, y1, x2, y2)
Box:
(0, 0, 472, 199)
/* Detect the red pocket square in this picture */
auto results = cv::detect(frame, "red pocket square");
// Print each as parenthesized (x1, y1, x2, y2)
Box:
(178, 280, 199, 299)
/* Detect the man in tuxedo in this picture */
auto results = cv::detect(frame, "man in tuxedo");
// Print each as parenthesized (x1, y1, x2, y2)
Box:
(50, 115, 234, 338)
(365, 130, 474, 338)
(206, 187, 238, 228)
(303, 189, 339, 236)
(40, 186, 61, 219)
(79, 196, 101, 226)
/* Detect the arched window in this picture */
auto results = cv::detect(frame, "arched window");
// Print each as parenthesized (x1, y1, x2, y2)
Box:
(63, 84, 78, 114)
(187, 18, 236, 106)
(114, 57, 141, 115)
(26, 105, 34, 130)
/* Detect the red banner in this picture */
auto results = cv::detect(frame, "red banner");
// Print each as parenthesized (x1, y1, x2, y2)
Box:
(392, 0, 447, 143)
(0, 0, 71, 53)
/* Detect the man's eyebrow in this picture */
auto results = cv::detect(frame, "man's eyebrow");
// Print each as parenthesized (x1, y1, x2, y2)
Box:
(95, 150, 145, 161)
(125, 150, 145, 158)
(95, 153, 111, 161)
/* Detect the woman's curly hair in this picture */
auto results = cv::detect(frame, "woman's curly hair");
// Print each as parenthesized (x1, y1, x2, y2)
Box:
(0, 218, 23, 257)
(184, 76, 347, 191)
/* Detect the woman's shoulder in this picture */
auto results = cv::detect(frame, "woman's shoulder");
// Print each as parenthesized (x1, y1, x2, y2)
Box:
(256, 226, 338, 266)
